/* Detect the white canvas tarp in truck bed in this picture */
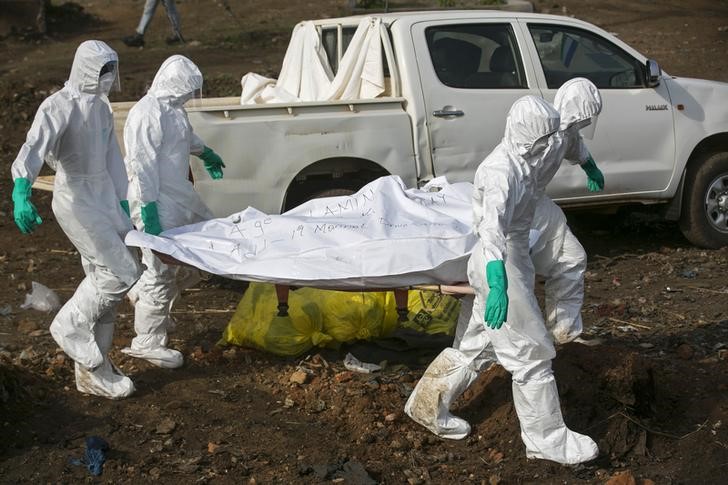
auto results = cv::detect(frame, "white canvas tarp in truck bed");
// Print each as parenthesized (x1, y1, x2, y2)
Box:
(239, 17, 387, 104)
(124, 176, 478, 288)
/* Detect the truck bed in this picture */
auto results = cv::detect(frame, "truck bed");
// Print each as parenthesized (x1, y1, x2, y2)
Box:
(111, 96, 416, 217)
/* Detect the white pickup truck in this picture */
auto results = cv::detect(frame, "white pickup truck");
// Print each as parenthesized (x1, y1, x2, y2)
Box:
(113, 10, 728, 248)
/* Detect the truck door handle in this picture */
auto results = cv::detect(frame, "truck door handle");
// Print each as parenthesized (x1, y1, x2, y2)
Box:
(433, 109, 464, 118)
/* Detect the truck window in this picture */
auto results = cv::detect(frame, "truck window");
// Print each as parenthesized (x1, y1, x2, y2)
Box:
(322, 26, 357, 74)
(322, 26, 391, 77)
(425, 24, 526, 89)
(528, 24, 645, 89)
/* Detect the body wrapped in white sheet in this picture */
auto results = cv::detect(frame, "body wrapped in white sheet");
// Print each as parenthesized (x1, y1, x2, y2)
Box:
(124, 176, 478, 288)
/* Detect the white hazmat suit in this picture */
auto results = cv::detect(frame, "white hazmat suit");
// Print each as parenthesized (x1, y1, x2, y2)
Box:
(406, 80, 603, 444)
(11, 40, 141, 399)
(122, 55, 216, 368)
(531, 77, 603, 343)
(406, 95, 599, 465)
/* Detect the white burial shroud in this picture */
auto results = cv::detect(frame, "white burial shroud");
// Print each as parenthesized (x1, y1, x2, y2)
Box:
(239, 17, 386, 104)
(124, 176, 478, 288)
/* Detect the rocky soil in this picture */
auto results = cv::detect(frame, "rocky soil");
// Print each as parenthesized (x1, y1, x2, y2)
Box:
(1, 0, 727, 483)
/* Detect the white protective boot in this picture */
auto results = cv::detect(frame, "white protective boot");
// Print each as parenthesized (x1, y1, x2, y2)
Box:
(543, 230, 586, 344)
(75, 314, 135, 399)
(512, 376, 598, 464)
(49, 277, 109, 371)
(121, 334, 183, 369)
(405, 347, 478, 439)
(75, 360, 135, 399)
(122, 248, 184, 369)
(530, 198, 587, 345)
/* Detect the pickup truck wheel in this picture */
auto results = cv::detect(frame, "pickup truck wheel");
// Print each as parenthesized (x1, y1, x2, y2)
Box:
(680, 151, 728, 248)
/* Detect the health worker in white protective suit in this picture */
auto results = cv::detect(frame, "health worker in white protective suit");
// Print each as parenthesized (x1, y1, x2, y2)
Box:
(530, 77, 604, 344)
(405, 79, 604, 446)
(10, 40, 141, 399)
(122, 55, 225, 368)
(406, 95, 599, 465)
(453, 79, 603, 356)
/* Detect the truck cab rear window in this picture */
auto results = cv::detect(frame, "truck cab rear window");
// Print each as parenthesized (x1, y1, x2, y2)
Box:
(322, 26, 392, 77)
(425, 24, 526, 89)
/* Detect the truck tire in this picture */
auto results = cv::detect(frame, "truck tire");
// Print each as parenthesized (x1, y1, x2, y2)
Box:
(311, 188, 356, 199)
(680, 151, 728, 248)
(285, 182, 363, 211)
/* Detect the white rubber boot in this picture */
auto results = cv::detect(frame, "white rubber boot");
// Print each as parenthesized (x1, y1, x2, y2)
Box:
(49, 283, 104, 371)
(512, 376, 598, 464)
(122, 331, 183, 368)
(75, 360, 135, 399)
(75, 317, 134, 399)
(121, 345, 183, 369)
(405, 348, 478, 440)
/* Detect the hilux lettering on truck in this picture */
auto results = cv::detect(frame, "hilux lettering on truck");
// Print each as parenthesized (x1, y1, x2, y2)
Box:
(108, 11, 728, 248)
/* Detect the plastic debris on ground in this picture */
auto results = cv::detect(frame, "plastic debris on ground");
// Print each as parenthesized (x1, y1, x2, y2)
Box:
(70, 436, 109, 476)
(343, 353, 381, 373)
(20, 281, 61, 312)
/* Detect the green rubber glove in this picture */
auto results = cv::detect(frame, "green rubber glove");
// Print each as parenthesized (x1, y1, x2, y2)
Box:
(120, 200, 130, 217)
(198, 146, 225, 180)
(484, 260, 508, 330)
(12, 177, 42, 234)
(141, 201, 163, 236)
(580, 155, 604, 192)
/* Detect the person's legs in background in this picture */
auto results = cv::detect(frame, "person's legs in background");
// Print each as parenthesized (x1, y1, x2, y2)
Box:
(123, 0, 158, 47)
(162, 0, 184, 44)
(123, 0, 185, 47)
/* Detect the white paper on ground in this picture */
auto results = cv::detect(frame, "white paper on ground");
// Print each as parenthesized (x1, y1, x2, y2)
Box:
(124, 176, 478, 288)
(343, 353, 382, 373)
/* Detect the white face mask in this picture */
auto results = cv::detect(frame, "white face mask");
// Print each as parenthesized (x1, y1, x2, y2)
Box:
(580, 115, 598, 140)
(98, 73, 115, 96)
(529, 135, 551, 157)
(168, 91, 191, 107)
(569, 115, 598, 139)
(172, 88, 202, 107)
(177, 92, 194, 104)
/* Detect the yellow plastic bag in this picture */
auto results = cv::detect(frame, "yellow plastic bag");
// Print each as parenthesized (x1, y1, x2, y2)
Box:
(221, 285, 461, 357)
(221, 283, 333, 357)
(402, 290, 461, 336)
(318, 290, 400, 343)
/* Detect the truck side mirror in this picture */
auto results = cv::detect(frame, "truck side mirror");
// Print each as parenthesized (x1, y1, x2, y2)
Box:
(645, 59, 661, 87)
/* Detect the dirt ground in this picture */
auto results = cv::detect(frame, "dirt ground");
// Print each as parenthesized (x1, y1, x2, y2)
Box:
(1, 0, 728, 483)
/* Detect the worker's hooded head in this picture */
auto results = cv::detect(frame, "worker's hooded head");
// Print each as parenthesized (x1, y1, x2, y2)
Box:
(554, 77, 602, 139)
(149, 55, 203, 106)
(67, 40, 119, 96)
(503, 95, 560, 167)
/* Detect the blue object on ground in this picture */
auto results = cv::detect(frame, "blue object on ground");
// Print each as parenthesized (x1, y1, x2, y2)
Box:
(71, 436, 110, 476)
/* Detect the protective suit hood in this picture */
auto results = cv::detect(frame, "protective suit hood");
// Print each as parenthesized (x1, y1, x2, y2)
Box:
(149, 55, 203, 102)
(553, 78, 602, 131)
(67, 40, 118, 95)
(503, 95, 560, 165)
